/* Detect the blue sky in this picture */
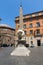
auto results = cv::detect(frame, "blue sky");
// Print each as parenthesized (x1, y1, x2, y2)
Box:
(0, 0, 43, 28)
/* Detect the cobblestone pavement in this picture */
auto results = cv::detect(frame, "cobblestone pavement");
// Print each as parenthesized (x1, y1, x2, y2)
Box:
(0, 46, 43, 65)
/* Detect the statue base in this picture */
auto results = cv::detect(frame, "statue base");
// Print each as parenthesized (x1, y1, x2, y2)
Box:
(10, 44, 30, 56)
(11, 30, 30, 56)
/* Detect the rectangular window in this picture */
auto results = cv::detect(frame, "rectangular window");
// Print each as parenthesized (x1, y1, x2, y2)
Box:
(42, 12, 43, 15)
(36, 22, 40, 27)
(30, 30, 33, 34)
(31, 41, 33, 45)
(30, 15, 32, 18)
(29, 23, 33, 28)
(23, 24, 26, 29)
(23, 19, 26, 22)
(35, 13, 39, 16)
(29, 18, 32, 22)
(36, 29, 40, 34)
(24, 31, 26, 35)
(23, 19, 29, 22)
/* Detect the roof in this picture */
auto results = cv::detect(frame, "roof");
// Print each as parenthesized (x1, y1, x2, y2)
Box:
(0, 24, 11, 27)
(15, 10, 43, 18)
(0, 24, 15, 31)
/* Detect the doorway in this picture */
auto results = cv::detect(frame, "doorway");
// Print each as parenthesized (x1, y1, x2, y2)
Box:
(37, 40, 41, 46)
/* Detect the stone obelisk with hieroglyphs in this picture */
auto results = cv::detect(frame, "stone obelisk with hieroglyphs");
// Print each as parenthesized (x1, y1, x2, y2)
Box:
(19, 3, 23, 30)
(15, 3, 24, 43)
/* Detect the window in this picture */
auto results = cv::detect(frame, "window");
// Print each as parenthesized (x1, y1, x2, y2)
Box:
(35, 13, 39, 16)
(0, 36, 1, 38)
(36, 29, 40, 34)
(31, 36, 33, 40)
(42, 12, 43, 15)
(29, 18, 32, 22)
(36, 22, 40, 27)
(16, 20, 19, 23)
(8, 39, 10, 42)
(31, 41, 34, 46)
(24, 31, 26, 35)
(23, 19, 29, 22)
(23, 19, 26, 22)
(30, 30, 33, 34)
(31, 41, 33, 45)
(30, 15, 32, 18)
(29, 23, 33, 28)
(23, 24, 26, 29)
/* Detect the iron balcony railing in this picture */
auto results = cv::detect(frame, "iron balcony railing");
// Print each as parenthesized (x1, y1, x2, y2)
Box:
(34, 34, 43, 37)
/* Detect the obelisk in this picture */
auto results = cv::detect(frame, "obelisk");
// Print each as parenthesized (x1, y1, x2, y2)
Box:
(10, 1, 31, 56)
(19, 2, 23, 30)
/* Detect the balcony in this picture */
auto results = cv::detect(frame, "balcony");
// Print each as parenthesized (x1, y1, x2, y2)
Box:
(34, 34, 43, 37)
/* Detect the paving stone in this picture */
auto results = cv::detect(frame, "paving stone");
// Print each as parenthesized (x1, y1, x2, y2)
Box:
(0, 47, 43, 65)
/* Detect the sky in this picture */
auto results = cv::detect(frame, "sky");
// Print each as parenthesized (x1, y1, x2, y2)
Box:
(0, 0, 43, 29)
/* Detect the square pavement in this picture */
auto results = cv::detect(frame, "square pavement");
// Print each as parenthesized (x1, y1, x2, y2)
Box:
(0, 47, 43, 65)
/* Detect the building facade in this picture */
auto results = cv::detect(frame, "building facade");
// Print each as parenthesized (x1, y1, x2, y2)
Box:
(0, 24, 15, 46)
(15, 11, 43, 47)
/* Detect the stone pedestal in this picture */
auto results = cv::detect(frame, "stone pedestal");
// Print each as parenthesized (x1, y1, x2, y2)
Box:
(11, 44, 30, 56)
(11, 30, 30, 56)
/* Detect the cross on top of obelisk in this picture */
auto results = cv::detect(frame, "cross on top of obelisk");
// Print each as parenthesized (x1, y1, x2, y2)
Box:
(20, 0, 22, 7)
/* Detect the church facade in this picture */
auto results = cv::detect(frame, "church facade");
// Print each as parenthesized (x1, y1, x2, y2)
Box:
(0, 24, 15, 46)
